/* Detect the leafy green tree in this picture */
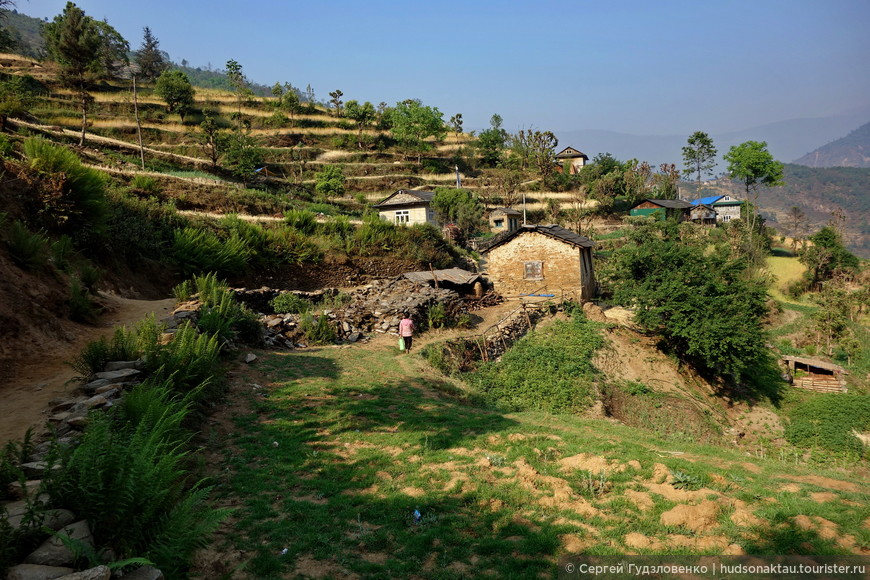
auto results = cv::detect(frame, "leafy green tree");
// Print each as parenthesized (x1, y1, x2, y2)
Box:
(197, 112, 223, 169)
(799, 225, 859, 286)
(344, 100, 375, 148)
(225, 59, 253, 132)
(475, 113, 508, 167)
(154, 69, 195, 122)
(134, 26, 169, 81)
(44, 2, 103, 145)
(222, 132, 264, 184)
(431, 187, 484, 240)
(449, 113, 463, 139)
(389, 99, 446, 162)
(724, 140, 784, 261)
(724, 140, 784, 199)
(314, 164, 346, 199)
(602, 220, 769, 381)
(328, 89, 344, 117)
(93, 19, 129, 79)
(681, 131, 717, 191)
(0, 73, 40, 131)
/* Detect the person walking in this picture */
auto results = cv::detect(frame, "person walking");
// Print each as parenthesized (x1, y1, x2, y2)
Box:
(399, 312, 415, 353)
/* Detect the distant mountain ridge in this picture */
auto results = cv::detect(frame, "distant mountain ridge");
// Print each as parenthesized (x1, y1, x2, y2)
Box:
(793, 122, 870, 168)
(555, 110, 870, 173)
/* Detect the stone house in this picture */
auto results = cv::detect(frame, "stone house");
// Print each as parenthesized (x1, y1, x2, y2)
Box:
(554, 146, 589, 174)
(488, 207, 522, 234)
(479, 224, 596, 301)
(374, 189, 437, 225)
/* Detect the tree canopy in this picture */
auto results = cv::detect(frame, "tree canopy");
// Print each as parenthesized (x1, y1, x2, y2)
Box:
(431, 187, 484, 240)
(388, 99, 446, 161)
(135, 26, 169, 81)
(602, 221, 769, 382)
(154, 69, 195, 121)
(681, 131, 717, 189)
(724, 140, 784, 198)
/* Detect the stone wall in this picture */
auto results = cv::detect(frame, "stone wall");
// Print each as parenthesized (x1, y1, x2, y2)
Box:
(485, 232, 587, 299)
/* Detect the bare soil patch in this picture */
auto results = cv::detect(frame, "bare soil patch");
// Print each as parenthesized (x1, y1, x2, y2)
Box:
(0, 294, 175, 445)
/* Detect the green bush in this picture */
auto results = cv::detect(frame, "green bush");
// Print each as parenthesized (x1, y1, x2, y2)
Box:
(471, 316, 604, 414)
(314, 164, 345, 198)
(69, 326, 138, 377)
(5, 220, 49, 271)
(283, 209, 318, 235)
(129, 175, 162, 194)
(267, 225, 322, 264)
(68, 278, 98, 324)
(23, 138, 108, 237)
(43, 409, 226, 575)
(171, 227, 251, 276)
(785, 394, 870, 457)
(147, 324, 222, 397)
(299, 313, 336, 345)
(270, 292, 310, 314)
(49, 235, 75, 271)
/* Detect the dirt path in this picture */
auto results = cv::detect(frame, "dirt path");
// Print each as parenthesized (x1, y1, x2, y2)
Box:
(0, 295, 176, 446)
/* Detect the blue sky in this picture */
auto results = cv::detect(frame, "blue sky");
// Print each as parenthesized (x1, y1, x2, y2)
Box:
(20, 0, 870, 137)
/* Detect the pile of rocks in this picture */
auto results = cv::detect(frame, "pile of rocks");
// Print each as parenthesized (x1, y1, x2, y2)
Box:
(3, 360, 166, 580)
(252, 277, 468, 349)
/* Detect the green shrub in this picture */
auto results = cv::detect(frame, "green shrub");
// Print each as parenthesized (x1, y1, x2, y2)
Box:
(268, 225, 322, 264)
(283, 209, 317, 235)
(5, 221, 49, 271)
(147, 324, 222, 396)
(270, 292, 310, 314)
(785, 394, 870, 457)
(0, 134, 14, 158)
(426, 302, 448, 329)
(171, 227, 251, 276)
(471, 316, 604, 414)
(314, 164, 345, 198)
(23, 138, 107, 236)
(49, 235, 75, 271)
(69, 326, 138, 376)
(43, 410, 227, 574)
(77, 262, 102, 292)
(350, 213, 397, 255)
(173, 279, 194, 302)
(68, 278, 98, 323)
(129, 175, 162, 194)
(299, 313, 336, 345)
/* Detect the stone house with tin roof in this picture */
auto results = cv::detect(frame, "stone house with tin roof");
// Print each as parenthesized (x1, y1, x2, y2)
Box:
(479, 224, 596, 301)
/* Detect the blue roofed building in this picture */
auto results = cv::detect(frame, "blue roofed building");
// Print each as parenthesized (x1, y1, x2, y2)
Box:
(690, 194, 743, 223)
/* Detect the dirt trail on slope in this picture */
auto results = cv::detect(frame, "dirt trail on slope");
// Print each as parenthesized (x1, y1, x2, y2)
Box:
(0, 295, 176, 446)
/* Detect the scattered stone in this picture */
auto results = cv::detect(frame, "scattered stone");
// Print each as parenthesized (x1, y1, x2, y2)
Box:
(103, 360, 143, 372)
(118, 566, 165, 580)
(93, 369, 140, 381)
(244, 353, 258, 364)
(6, 563, 75, 580)
(25, 520, 93, 567)
(56, 565, 111, 579)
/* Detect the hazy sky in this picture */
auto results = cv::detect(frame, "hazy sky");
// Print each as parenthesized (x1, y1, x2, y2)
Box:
(20, 0, 870, 136)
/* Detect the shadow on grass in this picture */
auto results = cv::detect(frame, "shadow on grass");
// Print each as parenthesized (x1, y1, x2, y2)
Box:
(212, 352, 583, 578)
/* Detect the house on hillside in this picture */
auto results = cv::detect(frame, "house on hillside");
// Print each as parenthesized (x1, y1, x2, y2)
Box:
(629, 199, 694, 222)
(488, 207, 522, 234)
(554, 146, 589, 174)
(374, 189, 437, 226)
(690, 194, 743, 223)
(479, 224, 596, 301)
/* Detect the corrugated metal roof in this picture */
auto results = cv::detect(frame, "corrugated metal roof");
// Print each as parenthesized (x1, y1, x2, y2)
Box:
(783, 355, 848, 374)
(403, 268, 480, 285)
(636, 199, 694, 209)
(490, 207, 522, 216)
(374, 189, 436, 208)
(691, 195, 725, 206)
(480, 224, 594, 252)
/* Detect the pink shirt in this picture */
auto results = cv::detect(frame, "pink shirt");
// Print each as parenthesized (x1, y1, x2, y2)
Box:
(399, 318, 415, 337)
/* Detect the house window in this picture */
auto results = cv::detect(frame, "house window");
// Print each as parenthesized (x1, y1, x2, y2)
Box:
(723, 215, 731, 222)
(524, 261, 543, 281)
(395, 210, 410, 223)
(493, 219, 504, 227)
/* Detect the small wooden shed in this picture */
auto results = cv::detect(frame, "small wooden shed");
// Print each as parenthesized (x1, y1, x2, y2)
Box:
(783, 356, 848, 393)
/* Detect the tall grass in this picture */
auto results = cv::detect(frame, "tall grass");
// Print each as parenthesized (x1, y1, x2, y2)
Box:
(171, 227, 251, 276)
(23, 138, 108, 236)
(4, 220, 49, 271)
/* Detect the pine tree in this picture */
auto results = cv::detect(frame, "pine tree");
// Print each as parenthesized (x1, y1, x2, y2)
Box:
(135, 26, 168, 81)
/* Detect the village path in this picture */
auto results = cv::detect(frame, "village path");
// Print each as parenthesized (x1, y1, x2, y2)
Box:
(0, 296, 176, 446)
